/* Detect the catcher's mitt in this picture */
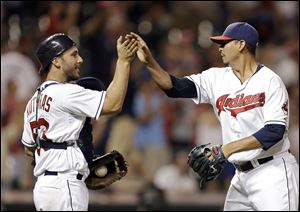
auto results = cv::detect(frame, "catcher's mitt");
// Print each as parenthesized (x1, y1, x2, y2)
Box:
(188, 143, 227, 187)
(85, 150, 128, 190)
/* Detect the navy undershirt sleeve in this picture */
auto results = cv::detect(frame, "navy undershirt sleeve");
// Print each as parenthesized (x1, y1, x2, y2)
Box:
(253, 124, 285, 150)
(162, 74, 197, 98)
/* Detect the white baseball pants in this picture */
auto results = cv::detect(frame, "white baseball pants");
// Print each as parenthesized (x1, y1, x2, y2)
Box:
(224, 151, 299, 211)
(33, 174, 89, 211)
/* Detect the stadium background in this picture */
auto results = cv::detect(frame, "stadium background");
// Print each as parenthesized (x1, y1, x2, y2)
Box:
(1, 1, 298, 211)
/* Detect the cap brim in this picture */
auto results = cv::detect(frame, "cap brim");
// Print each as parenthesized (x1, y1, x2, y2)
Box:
(210, 36, 234, 44)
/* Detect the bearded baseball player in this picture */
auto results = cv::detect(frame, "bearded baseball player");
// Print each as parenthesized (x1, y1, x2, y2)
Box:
(129, 22, 299, 211)
(21, 33, 137, 210)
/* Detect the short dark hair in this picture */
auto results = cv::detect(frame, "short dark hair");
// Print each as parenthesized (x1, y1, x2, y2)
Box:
(245, 43, 256, 56)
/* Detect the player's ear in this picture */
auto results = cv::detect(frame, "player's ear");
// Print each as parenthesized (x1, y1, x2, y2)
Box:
(51, 57, 61, 68)
(238, 40, 246, 52)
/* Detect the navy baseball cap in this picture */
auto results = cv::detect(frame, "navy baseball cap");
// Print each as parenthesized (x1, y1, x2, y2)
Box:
(210, 22, 259, 46)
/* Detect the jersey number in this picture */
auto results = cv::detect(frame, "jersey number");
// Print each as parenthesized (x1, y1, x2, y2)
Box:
(29, 118, 49, 140)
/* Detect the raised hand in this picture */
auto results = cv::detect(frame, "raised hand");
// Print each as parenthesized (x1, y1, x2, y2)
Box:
(125, 32, 153, 65)
(117, 35, 138, 62)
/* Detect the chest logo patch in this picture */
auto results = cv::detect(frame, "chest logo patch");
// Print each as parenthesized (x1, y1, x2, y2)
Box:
(216, 92, 265, 117)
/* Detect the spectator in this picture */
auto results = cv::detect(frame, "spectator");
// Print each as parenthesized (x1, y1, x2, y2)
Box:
(153, 149, 199, 194)
(1, 40, 39, 114)
(137, 183, 168, 211)
(133, 71, 171, 179)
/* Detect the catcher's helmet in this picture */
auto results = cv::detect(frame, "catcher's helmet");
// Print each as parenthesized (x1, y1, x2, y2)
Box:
(36, 33, 75, 74)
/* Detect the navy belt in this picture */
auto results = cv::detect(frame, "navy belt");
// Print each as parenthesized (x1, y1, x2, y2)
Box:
(44, 170, 83, 180)
(234, 150, 291, 172)
(40, 139, 75, 150)
(234, 156, 273, 172)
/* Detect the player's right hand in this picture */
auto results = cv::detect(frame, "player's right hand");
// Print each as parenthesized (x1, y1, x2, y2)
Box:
(117, 35, 138, 62)
(126, 32, 153, 65)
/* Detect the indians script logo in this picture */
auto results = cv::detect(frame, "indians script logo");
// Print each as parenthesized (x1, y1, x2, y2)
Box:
(216, 92, 265, 117)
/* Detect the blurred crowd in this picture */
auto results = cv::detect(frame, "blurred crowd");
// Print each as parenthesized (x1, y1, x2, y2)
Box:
(1, 1, 299, 205)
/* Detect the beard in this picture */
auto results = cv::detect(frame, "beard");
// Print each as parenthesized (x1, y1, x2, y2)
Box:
(61, 58, 81, 82)
(64, 66, 80, 82)
(66, 74, 79, 82)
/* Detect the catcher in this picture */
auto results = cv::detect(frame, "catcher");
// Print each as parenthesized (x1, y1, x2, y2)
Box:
(21, 33, 135, 211)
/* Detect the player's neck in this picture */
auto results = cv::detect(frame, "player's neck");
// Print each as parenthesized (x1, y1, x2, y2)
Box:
(45, 70, 66, 83)
(231, 56, 258, 83)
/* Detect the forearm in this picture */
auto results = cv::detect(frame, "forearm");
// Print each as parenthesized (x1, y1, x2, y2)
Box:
(222, 136, 262, 159)
(129, 32, 172, 89)
(103, 59, 130, 114)
(145, 57, 172, 90)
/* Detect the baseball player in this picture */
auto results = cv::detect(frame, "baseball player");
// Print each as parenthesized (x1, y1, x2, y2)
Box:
(21, 33, 137, 211)
(129, 22, 299, 211)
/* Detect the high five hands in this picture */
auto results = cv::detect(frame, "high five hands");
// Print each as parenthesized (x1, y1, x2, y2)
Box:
(125, 32, 153, 65)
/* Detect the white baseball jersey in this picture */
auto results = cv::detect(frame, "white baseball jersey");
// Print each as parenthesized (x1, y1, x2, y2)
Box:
(21, 80, 106, 179)
(186, 65, 290, 163)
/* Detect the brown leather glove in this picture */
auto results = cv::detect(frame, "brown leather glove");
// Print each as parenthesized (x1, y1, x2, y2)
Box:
(85, 150, 128, 190)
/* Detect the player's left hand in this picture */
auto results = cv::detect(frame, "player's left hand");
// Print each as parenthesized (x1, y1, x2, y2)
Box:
(187, 143, 227, 187)
(85, 150, 128, 190)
